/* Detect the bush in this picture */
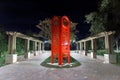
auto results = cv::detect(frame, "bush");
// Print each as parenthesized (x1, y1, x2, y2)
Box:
(88, 50, 92, 53)
(116, 53, 120, 64)
(0, 56, 5, 67)
(0, 52, 7, 67)
(96, 50, 106, 56)
(16, 51, 25, 56)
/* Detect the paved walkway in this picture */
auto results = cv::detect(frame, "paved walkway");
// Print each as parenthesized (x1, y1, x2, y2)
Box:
(0, 52, 120, 80)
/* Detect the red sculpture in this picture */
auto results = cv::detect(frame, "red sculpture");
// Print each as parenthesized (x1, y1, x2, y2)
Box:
(51, 16, 70, 66)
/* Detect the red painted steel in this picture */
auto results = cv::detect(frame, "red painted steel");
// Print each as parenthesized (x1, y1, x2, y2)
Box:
(61, 16, 70, 64)
(51, 16, 61, 64)
(51, 16, 70, 66)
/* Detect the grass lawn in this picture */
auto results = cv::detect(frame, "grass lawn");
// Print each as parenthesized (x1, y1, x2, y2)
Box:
(40, 56, 81, 68)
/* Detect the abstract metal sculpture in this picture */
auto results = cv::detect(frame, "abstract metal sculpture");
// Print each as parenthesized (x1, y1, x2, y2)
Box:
(51, 16, 70, 66)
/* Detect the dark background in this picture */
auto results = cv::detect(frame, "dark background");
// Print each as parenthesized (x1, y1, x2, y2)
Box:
(0, 0, 99, 40)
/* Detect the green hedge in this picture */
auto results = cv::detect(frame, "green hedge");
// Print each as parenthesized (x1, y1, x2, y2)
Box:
(0, 52, 7, 67)
(87, 50, 92, 53)
(16, 51, 25, 56)
(116, 53, 120, 64)
(96, 50, 106, 56)
(0, 56, 5, 67)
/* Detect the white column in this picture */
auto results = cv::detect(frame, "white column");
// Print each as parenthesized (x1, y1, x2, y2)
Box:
(24, 39, 30, 59)
(105, 35, 110, 54)
(105, 34, 114, 54)
(34, 41, 38, 56)
(80, 42, 82, 51)
(104, 34, 116, 63)
(6, 35, 17, 64)
(8, 35, 16, 54)
(79, 42, 82, 54)
(38, 42, 41, 54)
(76, 42, 78, 53)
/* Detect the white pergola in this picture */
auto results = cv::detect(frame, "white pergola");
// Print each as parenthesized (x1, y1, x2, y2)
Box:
(5, 31, 44, 64)
(76, 31, 116, 63)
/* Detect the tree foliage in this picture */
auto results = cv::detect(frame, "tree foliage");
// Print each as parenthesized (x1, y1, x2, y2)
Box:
(34, 18, 78, 41)
(96, 37, 105, 50)
(16, 38, 25, 55)
(85, 12, 106, 35)
(85, 0, 120, 36)
(0, 26, 7, 57)
(35, 18, 51, 40)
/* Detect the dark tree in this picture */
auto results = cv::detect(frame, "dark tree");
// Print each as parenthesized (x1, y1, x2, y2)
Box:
(0, 26, 7, 57)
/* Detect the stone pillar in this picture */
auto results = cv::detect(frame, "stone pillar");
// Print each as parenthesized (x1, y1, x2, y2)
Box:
(8, 35, 16, 54)
(80, 42, 82, 51)
(76, 42, 78, 53)
(33, 41, 38, 56)
(24, 39, 30, 59)
(38, 42, 42, 54)
(91, 39, 97, 58)
(105, 34, 114, 54)
(79, 42, 82, 54)
(105, 35, 110, 54)
(104, 34, 116, 63)
(6, 35, 17, 64)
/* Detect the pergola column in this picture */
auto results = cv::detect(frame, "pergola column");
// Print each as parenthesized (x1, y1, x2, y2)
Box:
(6, 35, 17, 64)
(76, 42, 79, 53)
(33, 41, 38, 56)
(80, 42, 82, 51)
(91, 39, 97, 58)
(8, 35, 16, 54)
(105, 35, 114, 54)
(38, 42, 42, 54)
(6, 31, 43, 64)
(84, 41, 88, 56)
(104, 34, 116, 63)
(105, 35, 110, 54)
(79, 42, 82, 54)
(24, 39, 30, 59)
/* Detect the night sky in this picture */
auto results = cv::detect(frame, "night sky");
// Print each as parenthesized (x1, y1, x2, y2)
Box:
(0, 0, 99, 40)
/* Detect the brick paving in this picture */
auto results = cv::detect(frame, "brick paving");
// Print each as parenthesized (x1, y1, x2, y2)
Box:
(0, 51, 120, 80)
